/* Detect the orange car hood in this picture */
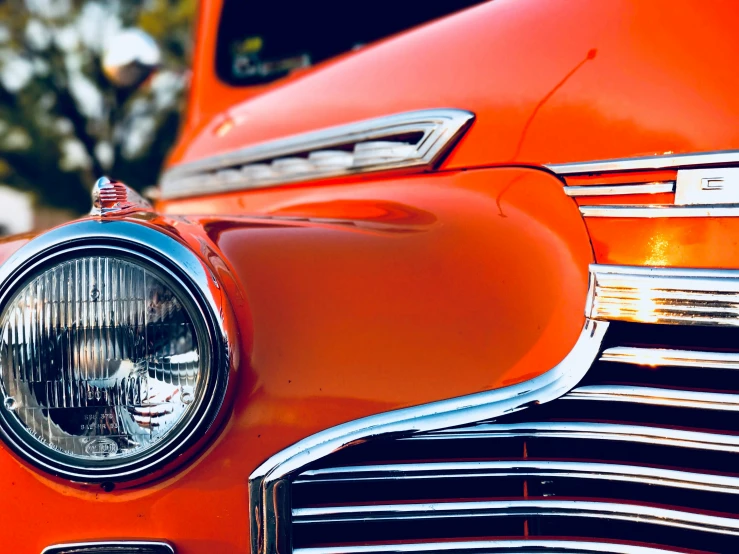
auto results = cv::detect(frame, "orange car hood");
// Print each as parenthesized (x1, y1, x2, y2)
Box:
(170, 0, 739, 175)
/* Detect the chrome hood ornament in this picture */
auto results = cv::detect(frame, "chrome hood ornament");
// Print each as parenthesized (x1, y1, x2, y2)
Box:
(90, 176, 152, 217)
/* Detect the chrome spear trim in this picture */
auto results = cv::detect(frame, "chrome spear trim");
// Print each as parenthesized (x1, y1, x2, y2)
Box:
(160, 109, 475, 199)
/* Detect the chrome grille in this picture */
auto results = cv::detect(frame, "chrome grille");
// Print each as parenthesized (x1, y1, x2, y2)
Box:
(291, 319, 739, 553)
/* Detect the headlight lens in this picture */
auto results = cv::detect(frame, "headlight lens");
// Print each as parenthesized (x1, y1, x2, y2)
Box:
(0, 254, 210, 473)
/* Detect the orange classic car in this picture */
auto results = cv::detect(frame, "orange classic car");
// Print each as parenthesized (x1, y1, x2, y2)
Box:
(2, 0, 739, 552)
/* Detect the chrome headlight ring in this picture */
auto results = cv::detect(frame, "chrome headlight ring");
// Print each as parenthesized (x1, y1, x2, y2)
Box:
(0, 219, 233, 484)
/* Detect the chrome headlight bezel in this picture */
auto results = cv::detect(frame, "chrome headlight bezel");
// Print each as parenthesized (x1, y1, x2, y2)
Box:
(0, 219, 232, 484)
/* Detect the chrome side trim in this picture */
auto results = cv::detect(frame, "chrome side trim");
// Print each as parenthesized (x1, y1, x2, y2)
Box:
(579, 204, 739, 218)
(417, 421, 739, 453)
(563, 182, 674, 197)
(296, 459, 739, 495)
(41, 541, 175, 554)
(292, 499, 739, 535)
(161, 109, 474, 199)
(588, 264, 739, 326)
(0, 219, 234, 483)
(294, 539, 681, 554)
(547, 149, 739, 175)
(567, 384, 739, 411)
(600, 346, 739, 370)
(249, 319, 608, 554)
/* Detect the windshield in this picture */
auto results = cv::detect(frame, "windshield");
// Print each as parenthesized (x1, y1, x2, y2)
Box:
(216, 1, 486, 86)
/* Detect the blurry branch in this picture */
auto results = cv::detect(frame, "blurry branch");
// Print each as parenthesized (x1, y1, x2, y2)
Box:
(0, 0, 195, 215)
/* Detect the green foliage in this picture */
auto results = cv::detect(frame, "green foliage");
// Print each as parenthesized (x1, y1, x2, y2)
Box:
(0, 0, 195, 214)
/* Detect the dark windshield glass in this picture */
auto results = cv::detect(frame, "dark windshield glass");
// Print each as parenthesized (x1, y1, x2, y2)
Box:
(216, 1, 486, 86)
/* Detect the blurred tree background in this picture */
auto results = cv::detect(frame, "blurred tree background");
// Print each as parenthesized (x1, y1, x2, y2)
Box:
(0, 0, 195, 222)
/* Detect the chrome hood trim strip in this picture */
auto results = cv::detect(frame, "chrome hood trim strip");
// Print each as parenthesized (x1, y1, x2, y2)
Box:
(161, 109, 474, 199)
(579, 204, 739, 218)
(294, 539, 681, 554)
(249, 319, 608, 554)
(547, 149, 739, 175)
(563, 182, 674, 197)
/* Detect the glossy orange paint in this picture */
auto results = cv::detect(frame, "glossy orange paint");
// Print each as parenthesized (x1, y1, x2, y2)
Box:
(5, 0, 739, 551)
(169, 0, 739, 181)
(585, 217, 739, 269)
(0, 168, 591, 553)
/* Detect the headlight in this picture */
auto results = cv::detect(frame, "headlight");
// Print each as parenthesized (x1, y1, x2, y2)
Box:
(0, 221, 231, 484)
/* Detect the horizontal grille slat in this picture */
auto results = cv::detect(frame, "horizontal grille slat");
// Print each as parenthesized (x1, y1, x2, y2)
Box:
(416, 422, 739, 452)
(294, 539, 686, 554)
(293, 500, 739, 534)
(566, 384, 739, 410)
(290, 320, 739, 552)
(296, 460, 739, 495)
(588, 266, 739, 325)
(600, 346, 739, 370)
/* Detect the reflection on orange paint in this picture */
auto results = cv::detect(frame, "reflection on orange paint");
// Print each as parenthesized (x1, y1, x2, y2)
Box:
(268, 199, 438, 226)
(214, 118, 234, 137)
(587, 218, 739, 269)
(644, 233, 671, 267)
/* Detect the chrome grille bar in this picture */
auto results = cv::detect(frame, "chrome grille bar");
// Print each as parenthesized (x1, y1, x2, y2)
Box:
(546, 149, 739, 175)
(296, 459, 739, 494)
(566, 384, 739, 411)
(600, 346, 739, 369)
(415, 422, 739, 452)
(292, 499, 739, 535)
(587, 264, 739, 326)
(294, 539, 682, 554)
(285, 265, 739, 552)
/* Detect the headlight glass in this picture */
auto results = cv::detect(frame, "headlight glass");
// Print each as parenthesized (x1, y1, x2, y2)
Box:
(0, 254, 207, 466)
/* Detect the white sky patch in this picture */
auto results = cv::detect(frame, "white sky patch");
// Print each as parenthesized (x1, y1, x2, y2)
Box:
(55, 117, 73, 135)
(63, 49, 83, 73)
(0, 186, 33, 235)
(0, 55, 34, 93)
(60, 138, 91, 170)
(128, 96, 151, 117)
(95, 140, 113, 168)
(3, 128, 32, 150)
(25, 0, 72, 20)
(68, 71, 104, 119)
(25, 19, 52, 51)
(151, 71, 184, 111)
(77, 2, 121, 53)
(123, 115, 156, 158)
(53, 25, 80, 53)
(32, 57, 50, 77)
